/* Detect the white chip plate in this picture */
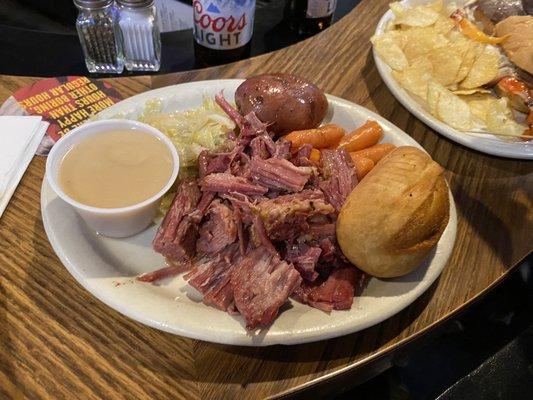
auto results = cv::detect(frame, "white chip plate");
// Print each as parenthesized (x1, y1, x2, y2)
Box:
(373, 0, 533, 159)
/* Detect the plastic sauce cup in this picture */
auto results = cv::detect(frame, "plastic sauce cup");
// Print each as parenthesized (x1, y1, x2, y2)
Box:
(46, 119, 179, 238)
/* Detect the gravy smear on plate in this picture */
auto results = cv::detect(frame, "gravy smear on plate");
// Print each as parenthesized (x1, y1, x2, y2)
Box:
(59, 130, 173, 208)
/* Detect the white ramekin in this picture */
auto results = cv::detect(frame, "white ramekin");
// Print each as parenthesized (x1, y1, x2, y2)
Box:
(46, 119, 179, 238)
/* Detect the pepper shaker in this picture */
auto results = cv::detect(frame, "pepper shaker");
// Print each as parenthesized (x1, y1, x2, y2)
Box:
(74, 0, 124, 74)
(117, 0, 161, 72)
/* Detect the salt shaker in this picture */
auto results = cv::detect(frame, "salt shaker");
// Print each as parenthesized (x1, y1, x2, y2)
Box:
(117, 0, 161, 72)
(74, 0, 124, 74)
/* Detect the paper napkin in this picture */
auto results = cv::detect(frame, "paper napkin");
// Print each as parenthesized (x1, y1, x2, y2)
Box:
(0, 116, 49, 218)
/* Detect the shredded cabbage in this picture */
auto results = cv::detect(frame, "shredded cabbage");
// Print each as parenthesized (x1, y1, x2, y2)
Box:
(136, 96, 235, 168)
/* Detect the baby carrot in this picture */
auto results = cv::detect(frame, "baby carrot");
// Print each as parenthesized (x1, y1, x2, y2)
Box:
(309, 148, 321, 163)
(351, 143, 395, 164)
(338, 120, 383, 152)
(284, 124, 345, 150)
(350, 154, 375, 180)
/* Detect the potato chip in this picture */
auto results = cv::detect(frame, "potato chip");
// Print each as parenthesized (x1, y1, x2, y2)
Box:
(427, 80, 472, 130)
(452, 40, 478, 83)
(402, 28, 449, 61)
(438, 95, 472, 131)
(388, 29, 409, 48)
(390, 2, 440, 27)
(389, 2, 406, 16)
(453, 88, 491, 95)
(460, 45, 500, 89)
(380, 1, 511, 135)
(429, 46, 462, 86)
(461, 93, 499, 123)
(428, 0, 444, 13)
(393, 58, 434, 100)
(485, 99, 527, 137)
(447, 83, 459, 91)
(433, 15, 455, 35)
(427, 80, 441, 115)
(371, 33, 408, 71)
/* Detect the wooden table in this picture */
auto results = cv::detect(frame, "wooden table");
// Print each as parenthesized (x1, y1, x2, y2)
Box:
(1, 1, 531, 399)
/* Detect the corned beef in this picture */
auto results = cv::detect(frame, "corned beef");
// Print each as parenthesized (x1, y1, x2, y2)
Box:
(201, 173, 268, 196)
(273, 140, 291, 159)
(291, 143, 314, 167)
(292, 267, 360, 312)
(250, 134, 276, 159)
(231, 247, 302, 329)
(198, 150, 231, 178)
(147, 93, 364, 329)
(319, 149, 357, 211)
(152, 180, 202, 262)
(285, 243, 321, 281)
(185, 244, 241, 311)
(255, 190, 335, 241)
(197, 200, 237, 255)
(250, 157, 312, 192)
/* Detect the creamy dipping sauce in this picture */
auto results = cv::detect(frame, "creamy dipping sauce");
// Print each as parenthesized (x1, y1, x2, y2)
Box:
(59, 130, 173, 208)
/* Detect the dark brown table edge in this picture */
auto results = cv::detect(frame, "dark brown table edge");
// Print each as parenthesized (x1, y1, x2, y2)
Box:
(274, 251, 532, 399)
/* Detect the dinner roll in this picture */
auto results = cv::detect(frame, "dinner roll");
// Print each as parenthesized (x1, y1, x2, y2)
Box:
(336, 146, 449, 278)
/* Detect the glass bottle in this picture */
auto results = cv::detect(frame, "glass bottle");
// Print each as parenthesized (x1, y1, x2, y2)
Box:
(193, 0, 256, 67)
(74, 0, 124, 74)
(117, 0, 161, 72)
(284, 0, 337, 35)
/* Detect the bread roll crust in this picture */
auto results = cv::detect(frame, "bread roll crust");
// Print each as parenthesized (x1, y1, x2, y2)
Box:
(336, 146, 449, 278)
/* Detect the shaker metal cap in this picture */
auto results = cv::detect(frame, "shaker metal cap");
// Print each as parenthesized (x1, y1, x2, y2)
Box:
(73, 0, 113, 9)
(116, 0, 155, 7)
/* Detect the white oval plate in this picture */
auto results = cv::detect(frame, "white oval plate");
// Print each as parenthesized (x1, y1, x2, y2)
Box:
(373, 0, 533, 160)
(41, 79, 457, 346)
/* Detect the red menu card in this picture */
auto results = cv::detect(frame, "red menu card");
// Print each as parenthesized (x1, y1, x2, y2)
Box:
(0, 76, 123, 155)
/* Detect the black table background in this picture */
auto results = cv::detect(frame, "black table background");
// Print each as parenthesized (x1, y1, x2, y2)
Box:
(0, 0, 359, 77)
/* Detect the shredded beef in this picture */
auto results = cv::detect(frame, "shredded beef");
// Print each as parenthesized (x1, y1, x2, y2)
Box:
(137, 265, 181, 283)
(256, 190, 335, 241)
(273, 140, 291, 159)
(185, 244, 241, 311)
(198, 150, 231, 178)
(153, 180, 202, 262)
(250, 157, 312, 192)
(220, 192, 257, 224)
(240, 112, 270, 140)
(250, 134, 276, 159)
(319, 149, 357, 211)
(291, 143, 314, 167)
(285, 243, 321, 281)
(318, 237, 337, 264)
(292, 267, 359, 312)
(147, 93, 365, 329)
(197, 200, 237, 255)
(215, 92, 244, 128)
(229, 151, 251, 178)
(233, 206, 246, 255)
(195, 191, 216, 216)
(201, 173, 268, 196)
(231, 247, 302, 329)
(251, 215, 277, 255)
(305, 222, 336, 240)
